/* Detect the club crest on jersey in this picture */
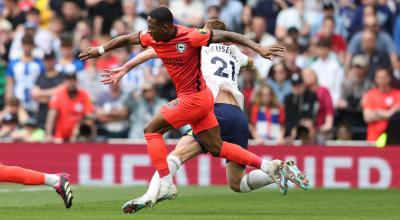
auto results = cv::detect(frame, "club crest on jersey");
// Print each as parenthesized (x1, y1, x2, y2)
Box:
(176, 42, 187, 53)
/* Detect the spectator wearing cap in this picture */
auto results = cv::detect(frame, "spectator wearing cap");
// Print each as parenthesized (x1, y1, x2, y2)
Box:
(317, 16, 347, 63)
(10, 117, 45, 142)
(302, 68, 334, 141)
(347, 14, 396, 71)
(266, 62, 291, 104)
(362, 67, 400, 141)
(310, 37, 344, 107)
(32, 51, 64, 128)
(45, 72, 93, 143)
(55, 35, 84, 75)
(3, 0, 26, 30)
(283, 73, 318, 143)
(9, 8, 55, 60)
(6, 34, 44, 114)
(337, 55, 373, 140)
(353, 30, 391, 81)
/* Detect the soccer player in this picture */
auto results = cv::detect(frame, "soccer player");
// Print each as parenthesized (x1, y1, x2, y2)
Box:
(0, 163, 73, 208)
(100, 19, 309, 214)
(79, 7, 287, 203)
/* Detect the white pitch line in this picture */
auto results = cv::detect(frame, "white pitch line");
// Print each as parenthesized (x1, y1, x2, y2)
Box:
(0, 187, 52, 193)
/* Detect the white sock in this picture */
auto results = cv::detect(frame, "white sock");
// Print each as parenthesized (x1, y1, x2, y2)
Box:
(44, 174, 60, 188)
(239, 170, 273, 192)
(146, 155, 181, 197)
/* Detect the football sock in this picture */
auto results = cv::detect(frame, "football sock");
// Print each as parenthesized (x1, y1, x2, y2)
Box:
(44, 174, 61, 188)
(240, 170, 273, 192)
(146, 155, 181, 197)
(219, 141, 262, 169)
(144, 133, 170, 177)
(0, 164, 45, 185)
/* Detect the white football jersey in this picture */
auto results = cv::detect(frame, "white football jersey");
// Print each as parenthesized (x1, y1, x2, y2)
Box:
(201, 44, 249, 109)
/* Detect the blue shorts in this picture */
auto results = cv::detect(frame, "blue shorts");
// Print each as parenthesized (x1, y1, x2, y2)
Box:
(186, 103, 249, 166)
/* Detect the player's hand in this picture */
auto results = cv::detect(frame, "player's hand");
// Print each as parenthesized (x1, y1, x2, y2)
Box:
(100, 67, 128, 85)
(257, 45, 286, 60)
(78, 47, 101, 61)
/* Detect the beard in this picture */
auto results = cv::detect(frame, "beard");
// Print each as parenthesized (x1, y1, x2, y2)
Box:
(67, 87, 78, 97)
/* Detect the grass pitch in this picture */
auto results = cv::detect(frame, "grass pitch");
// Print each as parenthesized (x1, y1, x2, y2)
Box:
(0, 185, 399, 220)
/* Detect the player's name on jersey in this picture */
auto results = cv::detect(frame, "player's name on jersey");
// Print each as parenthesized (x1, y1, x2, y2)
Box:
(203, 45, 239, 62)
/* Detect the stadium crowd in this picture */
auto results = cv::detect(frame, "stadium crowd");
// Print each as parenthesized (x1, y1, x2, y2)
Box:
(0, 0, 400, 144)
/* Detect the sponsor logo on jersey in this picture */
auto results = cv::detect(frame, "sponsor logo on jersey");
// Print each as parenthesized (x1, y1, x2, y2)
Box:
(176, 42, 187, 53)
(196, 28, 208, 34)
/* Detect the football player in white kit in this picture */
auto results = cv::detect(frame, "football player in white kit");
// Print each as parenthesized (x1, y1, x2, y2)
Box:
(100, 20, 309, 214)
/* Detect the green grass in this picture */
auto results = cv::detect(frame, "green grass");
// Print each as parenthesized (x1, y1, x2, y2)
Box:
(0, 185, 399, 220)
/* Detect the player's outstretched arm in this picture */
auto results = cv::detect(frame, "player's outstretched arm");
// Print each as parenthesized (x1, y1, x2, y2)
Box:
(100, 48, 158, 85)
(211, 30, 286, 60)
(79, 32, 141, 61)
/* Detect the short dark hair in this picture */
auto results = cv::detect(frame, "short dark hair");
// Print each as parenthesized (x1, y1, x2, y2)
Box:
(149, 7, 174, 24)
(61, 35, 73, 48)
(316, 37, 332, 48)
(22, 34, 34, 45)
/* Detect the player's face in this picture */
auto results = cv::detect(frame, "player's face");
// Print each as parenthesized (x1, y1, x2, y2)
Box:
(147, 17, 167, 42)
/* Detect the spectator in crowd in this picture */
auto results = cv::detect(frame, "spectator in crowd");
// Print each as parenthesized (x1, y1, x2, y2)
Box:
(338, 0, 356, 39)
(283, 73, 318, 143)
(45, 72, 93, 143)
(251, 0, 289, 35)
(70, 115, 97, 142)
(240, 4, 253, 34)
(0, 112, 19, 140)
(310, 37, 344, 107)
(335, 122, 353, 141)
(245, 16, 276, 46)
(207, 5, 220, 21)
(55, 35, 84, 75)
(318, 1, 348, 39)
(10, 117, 45, 142)
(362, 67, 400, 142)
(73, 20, 93, 51)
(6, 34, 44, 114)
(266, 62, 291, 104)
(137, 0, 157, 20)
(0, 97, 29, 125)
(282, 42, 302, 75)
(238, 68, 259, 113)
(302, 68, 334, 142)
(170, 0, 205, 27)
(355, 30, 391, 81)
(47, 16, 64, 56)
(153, 62, 176, 102)
(275, 0, 321, 40)
(32, 51, 63, 128)
(337, 55, 373, 139)
(317, 16, 347, 63)
(95, 83, 129, 139)
(122, 83, 167, 139)
(61, 0, 84, 32)
(93, 0, 122, 36)
(207, 0, 243, 32)
(110, 19, 130, 38)
(0, 62, 5, 110)
(347, 14, 396, 71)
(249, 83, 285, 144)
(121, 0, 147, 32)
(350, 0, 393, 36)
(0, 18, 13, 63)
(2, 0, 26, 30)
(77, 58, 105, 103)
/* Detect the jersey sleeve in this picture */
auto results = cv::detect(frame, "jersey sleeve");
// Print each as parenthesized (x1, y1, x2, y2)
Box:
(362, 91, 375, 109)
(139, 31, 152, 48)
(189, 28, 213, 48)
(49, 92, 61, 110)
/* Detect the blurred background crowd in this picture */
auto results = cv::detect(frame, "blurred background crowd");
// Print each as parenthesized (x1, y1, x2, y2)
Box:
(0, 0, 400, 145)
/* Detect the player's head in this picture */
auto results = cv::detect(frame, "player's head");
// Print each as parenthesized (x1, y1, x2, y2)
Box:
(147, 7, 174, 42)
(204, 19, 226, 31)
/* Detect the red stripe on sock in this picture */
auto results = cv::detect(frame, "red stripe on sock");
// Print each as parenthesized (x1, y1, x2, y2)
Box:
(144, 133, 170, 177)
(220, 141, 262, 169)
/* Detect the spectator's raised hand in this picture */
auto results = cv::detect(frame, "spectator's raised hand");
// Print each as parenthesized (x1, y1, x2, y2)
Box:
(78, 47, 101, 60)
(257, 45, 286, 60)
(100, 67, 128, 85)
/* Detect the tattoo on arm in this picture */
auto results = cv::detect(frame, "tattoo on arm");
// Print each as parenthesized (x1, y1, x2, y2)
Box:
(211, 30, 260, 53)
